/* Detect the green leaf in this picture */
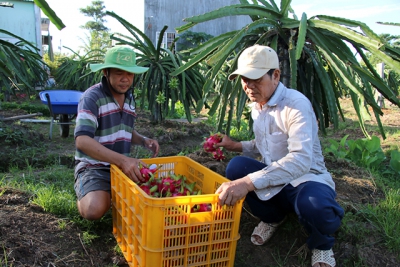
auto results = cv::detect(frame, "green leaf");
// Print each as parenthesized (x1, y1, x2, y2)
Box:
(309, 19, 382, 51)
(33, 0, 65, 30)
(155, 26, 169, 60)
(365, 136, 382, 153)
(106, 11, 156, 56)
(268, 0, 280, 12)
(280, 17, 300, 29)
(255, 0, 278, 11)
(303, 47, 339, 128)
(308, 28, 381, 113)
(349, 90, 371, 138)
(313, 15, 381, 40)
(176, 4, 280, 33)
(390, 150, 400, 173)
(296, 12, 307, 60)
(189, 31, 234, 55)
(207, 18, 281, 65)
(0, 30, 39, 51)
(280, 0, 291, 17)
(170, 38, 225, 76)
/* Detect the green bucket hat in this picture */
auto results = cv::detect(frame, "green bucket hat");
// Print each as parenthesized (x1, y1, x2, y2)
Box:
(90, 46, 149, 74)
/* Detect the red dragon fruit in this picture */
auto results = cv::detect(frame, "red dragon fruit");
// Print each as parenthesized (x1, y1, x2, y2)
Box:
(139, 163, 159, 182)
(134, 164, 213, 213)
(139, 184, 158, 195)
(212, 148, 225, 161)
(202, 133, 223, 152)
(191, 203, 212, 212)
(202, 133, 225, 161)
(158, 176, 182, 196)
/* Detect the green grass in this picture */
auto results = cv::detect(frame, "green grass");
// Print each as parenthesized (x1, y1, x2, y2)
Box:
(0, 164, 112, 231)
(362, 189, 400, 251)
(0, 245, 11, 267)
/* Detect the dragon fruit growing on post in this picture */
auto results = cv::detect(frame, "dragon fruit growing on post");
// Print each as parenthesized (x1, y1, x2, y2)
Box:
(202, 133, 225, 161)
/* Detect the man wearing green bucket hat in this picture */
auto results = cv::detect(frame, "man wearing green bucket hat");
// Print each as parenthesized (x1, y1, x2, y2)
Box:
(74, 46, 160, 220)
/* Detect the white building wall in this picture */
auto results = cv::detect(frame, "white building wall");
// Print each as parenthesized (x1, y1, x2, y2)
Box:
(0, 0, 42, 54)
(144, 0, 251, 48)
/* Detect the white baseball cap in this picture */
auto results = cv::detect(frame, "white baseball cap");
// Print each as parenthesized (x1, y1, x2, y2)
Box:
(229, 45, 279, 80)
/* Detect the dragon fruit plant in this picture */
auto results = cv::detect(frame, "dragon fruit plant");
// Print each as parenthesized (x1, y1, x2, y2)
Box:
(202, 133, 225, 161)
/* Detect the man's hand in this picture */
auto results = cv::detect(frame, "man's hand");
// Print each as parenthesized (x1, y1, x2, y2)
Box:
(215, 135, 242, 152)
(215, 176, 255, 206)
(119, 157, 147, 183)
(143, 137, 159, 157)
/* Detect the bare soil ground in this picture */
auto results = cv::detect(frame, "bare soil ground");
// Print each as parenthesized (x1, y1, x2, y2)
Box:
(0, 98, 399, 267)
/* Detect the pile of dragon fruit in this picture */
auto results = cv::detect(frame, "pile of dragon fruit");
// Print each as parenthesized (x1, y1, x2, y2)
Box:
(138, 164, 211, 212)
(202, 133, 225, 161)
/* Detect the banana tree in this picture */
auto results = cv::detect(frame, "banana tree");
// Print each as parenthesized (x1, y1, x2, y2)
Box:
(172, 0, 400, 138)
(106, 11, 205, 123)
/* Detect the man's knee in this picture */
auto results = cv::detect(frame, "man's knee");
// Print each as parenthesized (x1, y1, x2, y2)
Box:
(297, 196, 342, 234)
(77, 191, 110, 220)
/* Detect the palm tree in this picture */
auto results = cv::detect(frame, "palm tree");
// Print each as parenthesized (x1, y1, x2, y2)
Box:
(172, 0, 400, 138)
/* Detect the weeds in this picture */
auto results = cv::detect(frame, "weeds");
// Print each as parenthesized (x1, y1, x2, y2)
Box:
(362, 189, 400, 252)
(0, 245, 11, 267)
(324, 135, 399, 174)
(32, 186, 77, 215)
(0, 101, 50, 116)
(82, 231, 99, 246)
(57, 219, 68, 230)
(0, 123, 29, 145)
(389, 150, 400, 174)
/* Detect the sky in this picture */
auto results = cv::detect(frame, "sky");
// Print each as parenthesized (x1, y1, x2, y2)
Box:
(42, 0, 145, 54)
(42, 0, 400, 55)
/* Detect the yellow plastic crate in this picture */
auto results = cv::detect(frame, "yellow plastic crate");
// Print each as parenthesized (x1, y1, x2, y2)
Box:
(111, 156, 244, 267)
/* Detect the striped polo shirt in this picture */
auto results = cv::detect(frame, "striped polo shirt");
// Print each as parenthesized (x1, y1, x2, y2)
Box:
(74, 76, 136, 173)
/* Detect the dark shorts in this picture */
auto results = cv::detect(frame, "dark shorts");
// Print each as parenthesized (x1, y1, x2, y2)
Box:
(74, 167, 111, 200)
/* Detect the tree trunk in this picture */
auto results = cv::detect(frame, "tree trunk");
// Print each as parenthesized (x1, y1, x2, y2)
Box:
(279, 46, 291, 88)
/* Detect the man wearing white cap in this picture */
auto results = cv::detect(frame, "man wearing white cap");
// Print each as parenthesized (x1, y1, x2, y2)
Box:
(215, 45, 343, 267)
(74, 46, 160, 220)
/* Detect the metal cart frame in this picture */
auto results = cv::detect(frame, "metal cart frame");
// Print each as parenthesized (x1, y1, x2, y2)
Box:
(39, 90, 83, 139)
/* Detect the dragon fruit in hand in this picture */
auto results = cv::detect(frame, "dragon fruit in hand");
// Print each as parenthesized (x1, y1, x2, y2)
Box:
(202, 133, 223, 152)
(202, 133, 225, 161)
(139, 163, 159, 182)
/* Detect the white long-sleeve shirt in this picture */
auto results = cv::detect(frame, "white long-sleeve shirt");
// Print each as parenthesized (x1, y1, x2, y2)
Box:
(242, 82, 335, 201)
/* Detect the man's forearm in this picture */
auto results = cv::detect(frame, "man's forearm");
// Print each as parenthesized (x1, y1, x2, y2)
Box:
(75, 135, 128, 167)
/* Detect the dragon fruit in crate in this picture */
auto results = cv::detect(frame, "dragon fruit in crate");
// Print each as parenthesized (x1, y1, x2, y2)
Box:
(202, 133, 225, 161)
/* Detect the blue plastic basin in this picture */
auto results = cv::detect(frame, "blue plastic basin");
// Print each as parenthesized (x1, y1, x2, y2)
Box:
(39, 90, 83, 115)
